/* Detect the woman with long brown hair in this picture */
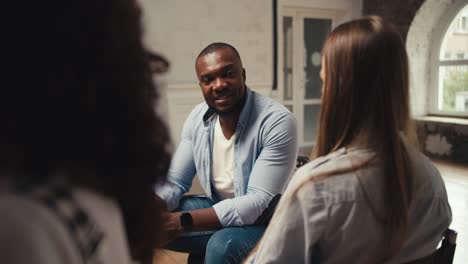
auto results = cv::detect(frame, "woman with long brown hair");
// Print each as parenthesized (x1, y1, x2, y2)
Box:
(0, 1, 171, 263)
(246, 16, 451, 263)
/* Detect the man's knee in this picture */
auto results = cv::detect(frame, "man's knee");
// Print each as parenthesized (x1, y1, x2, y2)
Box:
(206, 228, 259, 263)
(207, 229, 238, 254)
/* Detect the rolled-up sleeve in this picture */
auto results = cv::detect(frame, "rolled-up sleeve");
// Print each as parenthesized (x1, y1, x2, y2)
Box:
(213, 112, 298, 226)
(155, 112, 197, 211)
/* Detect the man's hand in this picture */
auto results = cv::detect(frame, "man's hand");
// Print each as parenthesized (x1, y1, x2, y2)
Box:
(162, 212, 183, 233)
(157, 212, 183, 247)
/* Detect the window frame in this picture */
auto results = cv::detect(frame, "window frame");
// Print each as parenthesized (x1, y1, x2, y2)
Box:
(457, 14, 468, 33)
(430, 3, 468, 118)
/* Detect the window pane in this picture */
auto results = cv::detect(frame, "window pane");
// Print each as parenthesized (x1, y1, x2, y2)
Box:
(283, 16, 293, 100)
(304, 18, 331, 99)
(438, 65, 468, 112)
(439, 5, 468, 61)
(303, 104, 321, 142)
(285, 104, 293, 113)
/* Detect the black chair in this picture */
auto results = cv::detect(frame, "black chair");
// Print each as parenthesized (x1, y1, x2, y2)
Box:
(296, 155, 310, 168)
(406, 228, 457, 264)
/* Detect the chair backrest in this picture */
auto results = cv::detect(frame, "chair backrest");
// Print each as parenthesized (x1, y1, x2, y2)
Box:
(434, 229, 457, 264)
(405, 228, 457, 264)
(296, 155, 310, 168)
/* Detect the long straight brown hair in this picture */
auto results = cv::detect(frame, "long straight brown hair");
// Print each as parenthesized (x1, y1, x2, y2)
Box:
(313, 16, 415, 261)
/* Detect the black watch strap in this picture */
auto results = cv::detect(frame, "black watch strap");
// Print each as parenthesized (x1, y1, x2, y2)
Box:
(180, 212, 193, 229)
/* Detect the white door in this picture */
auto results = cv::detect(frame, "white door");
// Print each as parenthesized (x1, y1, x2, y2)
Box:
(280, 8, 333, 148)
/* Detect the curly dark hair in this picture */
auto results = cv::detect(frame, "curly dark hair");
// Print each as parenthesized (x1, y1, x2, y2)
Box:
(2, 0, 171, 262)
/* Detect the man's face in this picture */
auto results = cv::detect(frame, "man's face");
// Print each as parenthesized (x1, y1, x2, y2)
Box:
(195, 48, 246, 114)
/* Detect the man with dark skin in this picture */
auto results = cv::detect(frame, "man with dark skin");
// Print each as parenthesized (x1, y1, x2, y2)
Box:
(156, 43, 298, 263)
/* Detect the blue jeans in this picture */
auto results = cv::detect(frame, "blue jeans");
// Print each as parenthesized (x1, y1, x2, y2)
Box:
(166, 196, 266, 264)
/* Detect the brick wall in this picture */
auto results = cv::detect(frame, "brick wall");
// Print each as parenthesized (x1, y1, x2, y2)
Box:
(362, 0, 425, 41)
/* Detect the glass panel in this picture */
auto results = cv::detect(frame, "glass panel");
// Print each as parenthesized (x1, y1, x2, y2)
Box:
(285, 104, 293, 113)
(438, 65, 468, 112)
(439, 4, 468, 61)
(303, 104, 321, 142)
(304, 18, 331, 99)
(283, 17, 293, 100)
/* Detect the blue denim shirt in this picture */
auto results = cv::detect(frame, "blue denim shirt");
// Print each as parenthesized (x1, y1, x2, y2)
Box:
(156, 87, 298, 227)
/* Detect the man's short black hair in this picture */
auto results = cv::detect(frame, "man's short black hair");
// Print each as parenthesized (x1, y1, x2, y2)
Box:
(196, 42, 242, 63)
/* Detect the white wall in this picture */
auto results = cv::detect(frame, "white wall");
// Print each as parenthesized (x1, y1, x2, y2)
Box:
(141, 0, 273, 144)
(141, 0, 361, 145)
(279, 0, 362, 24)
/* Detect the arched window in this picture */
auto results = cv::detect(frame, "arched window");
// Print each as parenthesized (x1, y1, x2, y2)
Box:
(434, 4, 468, 116)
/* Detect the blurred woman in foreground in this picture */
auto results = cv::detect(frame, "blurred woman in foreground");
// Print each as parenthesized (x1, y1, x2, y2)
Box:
(0, 1, 171, 263)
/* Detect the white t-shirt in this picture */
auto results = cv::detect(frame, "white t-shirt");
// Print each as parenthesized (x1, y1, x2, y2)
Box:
(212, 116, 236, 200)
(0, 185, 134, 264)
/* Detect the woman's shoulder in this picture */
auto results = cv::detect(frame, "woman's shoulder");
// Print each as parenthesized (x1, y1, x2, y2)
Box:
(0, 186, 133, 264)
(407, 147, 448, 199)
(0, 191, 82, 264)
(74, 188, 134, 263)
(0, 192, 66, 233)
(292, 148, 375, 184)
(287, 148, 376, 204)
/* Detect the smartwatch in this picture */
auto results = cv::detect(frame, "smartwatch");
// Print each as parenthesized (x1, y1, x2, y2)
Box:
(180, 212, 193, 230)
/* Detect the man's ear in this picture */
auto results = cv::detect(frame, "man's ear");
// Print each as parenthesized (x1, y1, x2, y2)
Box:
(242, 68, 246, 82)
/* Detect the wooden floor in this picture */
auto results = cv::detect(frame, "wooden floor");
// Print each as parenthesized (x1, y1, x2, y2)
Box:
(154, 159, 468, 264)
(153, 250, 188, 264)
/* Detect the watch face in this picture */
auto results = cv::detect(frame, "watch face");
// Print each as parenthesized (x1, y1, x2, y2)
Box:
(180, 212, 193, 228)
